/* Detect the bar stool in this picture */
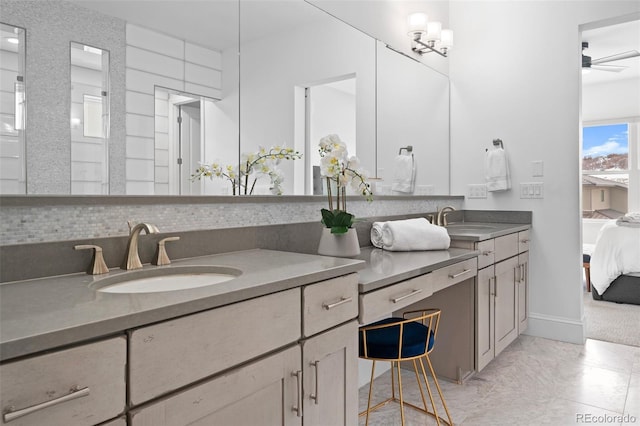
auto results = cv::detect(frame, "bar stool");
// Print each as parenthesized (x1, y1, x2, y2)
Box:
(583, 253, 591, 292)
(359, 308, 453, 426)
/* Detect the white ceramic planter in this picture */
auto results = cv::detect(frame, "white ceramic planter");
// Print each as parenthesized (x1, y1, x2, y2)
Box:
(317, 228, 361, 257)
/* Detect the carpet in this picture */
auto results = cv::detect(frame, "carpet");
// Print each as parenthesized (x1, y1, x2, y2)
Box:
(583, 292, 640, 347)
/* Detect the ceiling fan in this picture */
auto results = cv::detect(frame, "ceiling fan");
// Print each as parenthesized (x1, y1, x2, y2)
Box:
(582, 41, 640, 72)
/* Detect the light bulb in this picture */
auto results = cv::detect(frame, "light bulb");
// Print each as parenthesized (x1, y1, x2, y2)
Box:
(426, 22, 442, 42)
(407, 13, 428, 36)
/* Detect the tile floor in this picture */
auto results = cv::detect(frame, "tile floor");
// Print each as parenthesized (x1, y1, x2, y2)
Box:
(358, 335, 640, 425)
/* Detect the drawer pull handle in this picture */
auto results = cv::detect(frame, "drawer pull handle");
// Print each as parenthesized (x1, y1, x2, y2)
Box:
(449, 269, 471, 279)
(520, 239, 530, 243)
(322, 297, 353, 310)
(3, 386, 90, 423)
(292, 370, 303, 417)
(310, 360, 320, 405)
(392, 289, 422, 303)
(482, 250, 493, 256)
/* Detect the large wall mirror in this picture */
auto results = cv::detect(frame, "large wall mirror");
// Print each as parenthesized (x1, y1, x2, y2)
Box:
(1, 0, 451, 197)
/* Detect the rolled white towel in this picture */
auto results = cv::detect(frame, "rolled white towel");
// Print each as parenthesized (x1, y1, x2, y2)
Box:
(370, 222, 385, 248)
(379, 218, 450, 251)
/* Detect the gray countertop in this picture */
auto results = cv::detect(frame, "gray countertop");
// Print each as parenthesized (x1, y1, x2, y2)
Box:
(445, 222, 531, 241)
(0, 249, 364, 361)
(355, 246, 479, 293)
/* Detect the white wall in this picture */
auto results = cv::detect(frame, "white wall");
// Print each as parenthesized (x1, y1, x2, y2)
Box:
(449, 1, 640, 344)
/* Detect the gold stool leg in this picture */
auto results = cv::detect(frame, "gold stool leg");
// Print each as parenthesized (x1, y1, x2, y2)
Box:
(364, 360, 376, 426)
(425, 354, 454, 425)
(419, 356, 441, 425)
(412, 359, 430, 413)
(396, 361, 406, 425)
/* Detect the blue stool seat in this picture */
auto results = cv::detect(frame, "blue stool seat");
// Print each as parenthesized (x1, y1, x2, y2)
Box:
(359, 317, 435, 359)
(583, 253, 591, 263)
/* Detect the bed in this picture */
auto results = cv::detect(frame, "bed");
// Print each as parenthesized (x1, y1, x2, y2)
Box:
(590, 218, 640, 305)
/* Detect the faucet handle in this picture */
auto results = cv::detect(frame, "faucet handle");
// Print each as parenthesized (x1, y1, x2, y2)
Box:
(153, 236, 180, 266)
(74, 244, 109, 275)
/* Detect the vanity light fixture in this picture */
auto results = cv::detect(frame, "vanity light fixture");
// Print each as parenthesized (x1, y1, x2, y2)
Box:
(407, 12, 453, 57)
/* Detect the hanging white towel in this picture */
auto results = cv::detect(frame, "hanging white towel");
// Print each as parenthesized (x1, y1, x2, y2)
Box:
(391, 154, 416, 193)
(370, 218, 450, 251)
(485, 147, 511, 192)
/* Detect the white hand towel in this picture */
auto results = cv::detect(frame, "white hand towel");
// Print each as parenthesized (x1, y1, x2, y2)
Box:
(370, 222, 385, 248)
(391, 155, 416, 193)
(485, 147, 511, 192)
(378, 218, 450, 251)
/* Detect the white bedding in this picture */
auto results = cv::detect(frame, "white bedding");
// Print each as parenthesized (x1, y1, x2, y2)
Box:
(591, 220, 640, 295)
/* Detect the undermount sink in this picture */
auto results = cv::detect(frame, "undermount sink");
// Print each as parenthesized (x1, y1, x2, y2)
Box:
(92, 266, 242, 294)
(446, 224, 495, 231)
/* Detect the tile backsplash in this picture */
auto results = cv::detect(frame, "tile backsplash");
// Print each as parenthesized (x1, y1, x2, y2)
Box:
(0, 196, 463, 245)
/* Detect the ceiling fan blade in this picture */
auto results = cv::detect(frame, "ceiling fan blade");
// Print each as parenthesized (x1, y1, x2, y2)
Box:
(591, 50, 640, 64)
(591, 64, 627, 72)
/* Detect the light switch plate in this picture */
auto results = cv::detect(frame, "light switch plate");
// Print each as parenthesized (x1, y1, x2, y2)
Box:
(520, 182, 544, 199)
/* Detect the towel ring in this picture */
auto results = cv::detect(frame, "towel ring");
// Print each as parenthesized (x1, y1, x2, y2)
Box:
(486, 139, 504, 152)
(399, 146, 413, 155)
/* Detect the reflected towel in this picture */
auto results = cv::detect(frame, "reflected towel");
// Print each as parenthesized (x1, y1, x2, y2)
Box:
(391, 154, 416, 193)
(371, 218, 450, 251)
(617, 212, 640, 227)
(370, 249, 394, 274)
(485, 147, 511, 192)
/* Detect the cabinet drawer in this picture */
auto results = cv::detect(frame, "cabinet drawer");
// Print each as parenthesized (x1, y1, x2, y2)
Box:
(129, 288, 301, 405)
(475, 239, 495, 269)
(518, 230, 530, 253)
(359, 274, 433, 324)
(429, 258, 478, 294)
(303, 273, 358, 337)
(494, 233, 519, 262)
(0, 336, 126, 426)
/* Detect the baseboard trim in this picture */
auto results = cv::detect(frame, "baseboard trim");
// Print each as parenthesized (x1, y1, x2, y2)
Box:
(524, 313, 585, 344)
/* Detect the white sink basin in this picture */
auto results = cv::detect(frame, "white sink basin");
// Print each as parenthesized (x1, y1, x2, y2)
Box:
(92, 266, 242, 294)
(446, 224, 495, 232)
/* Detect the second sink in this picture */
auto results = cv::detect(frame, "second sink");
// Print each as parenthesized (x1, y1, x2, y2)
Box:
(92, 266, 242, 294)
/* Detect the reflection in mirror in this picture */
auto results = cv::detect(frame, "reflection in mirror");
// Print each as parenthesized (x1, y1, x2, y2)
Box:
(0, 23, 26, 194)
(376, 41, 450, 195)
(240, 0, 376, 195)
(154, 88, 230, 195)
(70, 42, 110, 194)
(307, 76, 356, 195)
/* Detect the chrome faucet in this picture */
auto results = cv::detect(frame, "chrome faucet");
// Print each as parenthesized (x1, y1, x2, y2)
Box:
(121, 222, 159, 270)
(437, 206, 457, 226)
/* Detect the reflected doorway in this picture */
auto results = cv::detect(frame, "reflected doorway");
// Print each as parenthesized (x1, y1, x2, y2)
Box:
(302, 75, 356, 195)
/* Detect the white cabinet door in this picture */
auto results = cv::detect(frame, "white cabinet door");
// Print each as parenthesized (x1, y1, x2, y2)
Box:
(476, 265, 495, 371)
(302, 321, 358, 426)
(130, 345, 302, 426)
(494, 256, 518, 356)
(518, 251, 529, 334)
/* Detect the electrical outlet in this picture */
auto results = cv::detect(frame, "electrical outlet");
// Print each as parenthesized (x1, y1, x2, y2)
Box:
(468, 184, 487, 199)
(532, 161, 544, 177)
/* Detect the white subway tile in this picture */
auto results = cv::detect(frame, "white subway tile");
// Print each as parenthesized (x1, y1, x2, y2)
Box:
(185, 43, 221, 69)
(184, 82, 221, 100)
(185, 63, 221, 89)
(127, 46, 184, 80)
(126, 91, 154, 115)
(155, 165, 169, 182)
(155, 116, 169, 133)
(127, 24, 184, 60)
(126, 136, 154, 159)
(126, 69, 185, 95)
(126, 180, 154, 195)
(126, 114, 154, 138)
(154, 132, 169, 150)
(154, 98, 169, 117)
(126, 158, 154, 181)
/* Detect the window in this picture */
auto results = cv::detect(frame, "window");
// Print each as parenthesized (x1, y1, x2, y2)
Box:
(582, 122, 631, 219)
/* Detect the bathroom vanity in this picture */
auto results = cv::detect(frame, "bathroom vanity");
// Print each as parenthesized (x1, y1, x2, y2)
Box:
(0, 218, 530, 425)
(0, 250, 364, 425)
